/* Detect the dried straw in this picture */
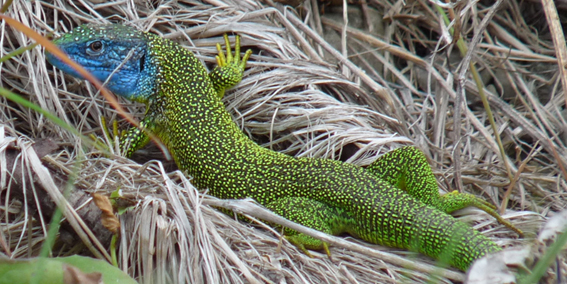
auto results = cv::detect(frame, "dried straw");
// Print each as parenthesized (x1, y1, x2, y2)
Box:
(1, 0, 564, 283)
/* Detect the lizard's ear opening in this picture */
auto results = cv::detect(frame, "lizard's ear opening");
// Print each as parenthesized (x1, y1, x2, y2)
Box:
(139, 52, 146, 72)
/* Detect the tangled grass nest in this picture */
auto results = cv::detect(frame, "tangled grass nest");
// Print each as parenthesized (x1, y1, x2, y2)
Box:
(1, 0, 566, 283)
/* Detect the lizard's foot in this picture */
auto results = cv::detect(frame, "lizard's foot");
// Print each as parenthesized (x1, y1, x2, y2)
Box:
(209, 34, 253, 98)
(216, 34, 252, 71)
(101, 115, 152, 158)
(285, 234, 332, 259)
(98, 116, 121, 155)
(439, 191, 524, 237)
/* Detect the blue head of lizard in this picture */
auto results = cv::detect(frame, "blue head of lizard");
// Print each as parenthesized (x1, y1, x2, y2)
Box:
(46, 24, 156, 103)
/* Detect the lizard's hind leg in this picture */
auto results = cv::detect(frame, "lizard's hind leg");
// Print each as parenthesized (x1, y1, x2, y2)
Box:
(365, 146, 523, 236)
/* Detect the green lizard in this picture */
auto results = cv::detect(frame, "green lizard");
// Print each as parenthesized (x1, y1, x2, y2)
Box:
(46, 24, 520, 271)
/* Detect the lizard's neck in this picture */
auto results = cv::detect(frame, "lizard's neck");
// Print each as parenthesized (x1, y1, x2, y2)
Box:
(147, 37, 262, 182)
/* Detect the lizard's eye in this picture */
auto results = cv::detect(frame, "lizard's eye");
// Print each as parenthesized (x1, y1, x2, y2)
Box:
(87, 41, 104, 55)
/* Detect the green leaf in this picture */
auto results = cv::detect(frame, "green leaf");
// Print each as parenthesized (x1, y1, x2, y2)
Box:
(0, 256, 137, 284)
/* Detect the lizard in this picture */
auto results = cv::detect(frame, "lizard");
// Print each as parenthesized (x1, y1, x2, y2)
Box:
(45, 23, 521, 271)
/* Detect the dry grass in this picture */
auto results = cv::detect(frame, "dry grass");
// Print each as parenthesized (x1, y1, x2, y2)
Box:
(0, 0, 565, 283)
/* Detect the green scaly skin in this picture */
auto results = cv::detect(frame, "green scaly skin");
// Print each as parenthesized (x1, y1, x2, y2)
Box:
(46, 24, 519, 271)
